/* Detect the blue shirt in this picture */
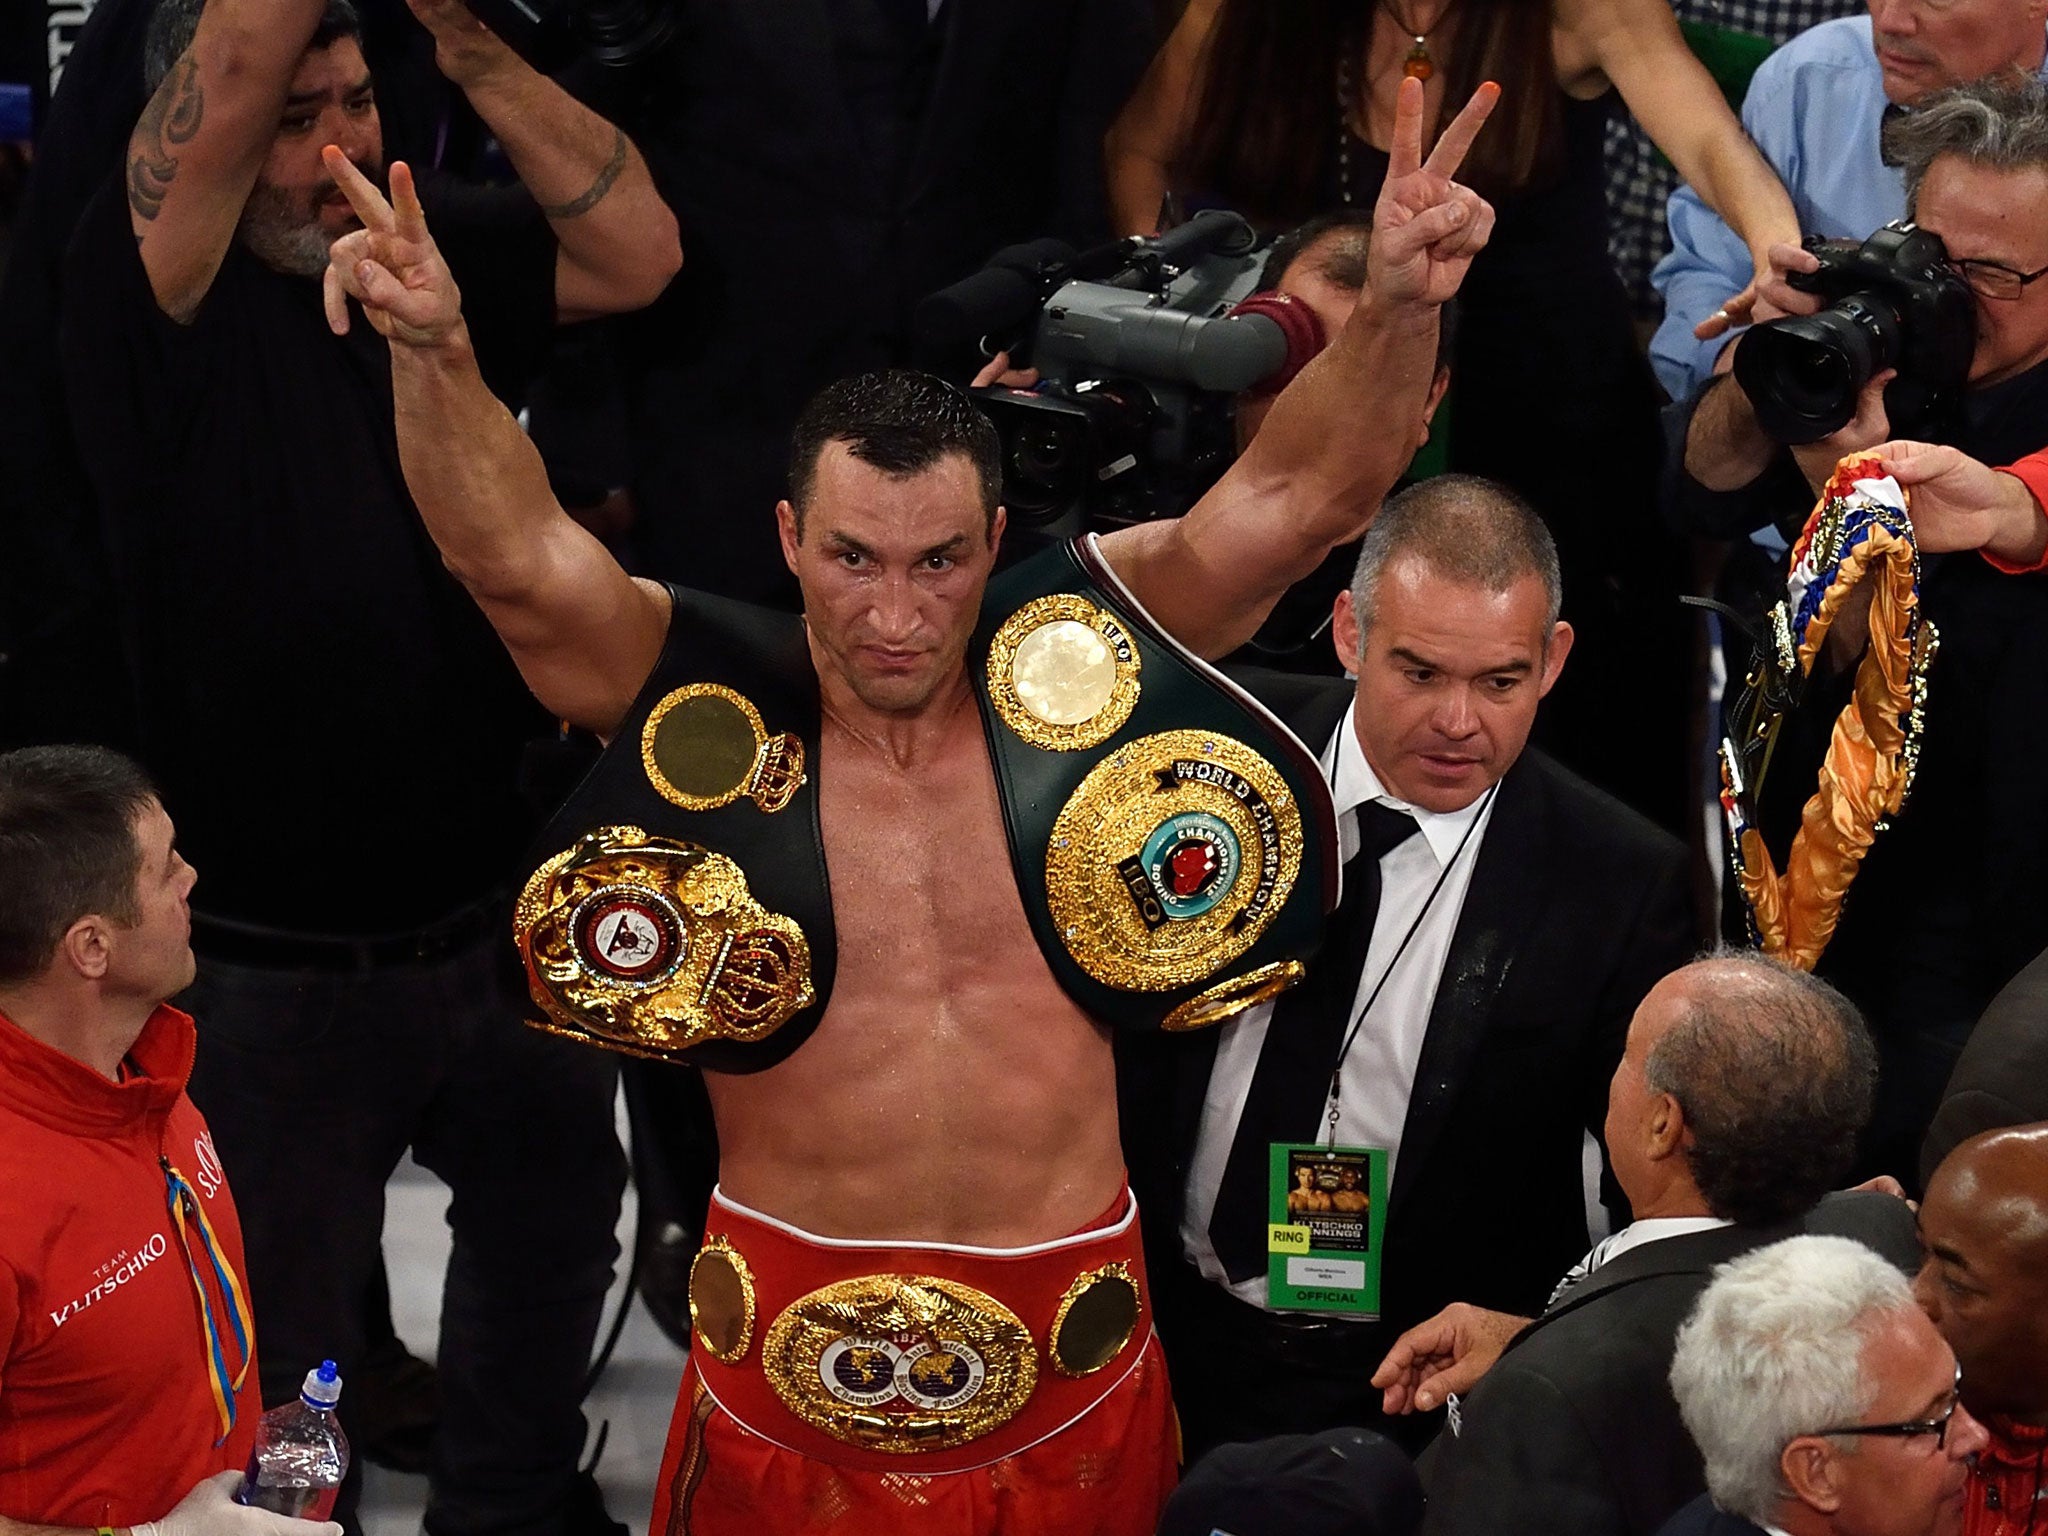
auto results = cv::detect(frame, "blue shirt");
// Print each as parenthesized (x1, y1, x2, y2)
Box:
(1649, 16, 1905, 399)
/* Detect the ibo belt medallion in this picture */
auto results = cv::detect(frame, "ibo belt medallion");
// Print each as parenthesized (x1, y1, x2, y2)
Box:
(986, 594, 1141, 751)
(761, 1275, 1037, 1453)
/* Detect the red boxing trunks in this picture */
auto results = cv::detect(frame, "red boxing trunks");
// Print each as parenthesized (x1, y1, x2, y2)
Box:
(650, 1185, 1178, 1535)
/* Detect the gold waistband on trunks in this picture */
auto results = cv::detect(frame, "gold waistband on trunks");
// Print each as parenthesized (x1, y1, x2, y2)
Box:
(686, 1186, 1152, 1473)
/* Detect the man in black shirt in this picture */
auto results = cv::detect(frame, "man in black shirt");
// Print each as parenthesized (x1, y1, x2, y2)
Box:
(1667, 78, 2048, 1184)
(55, 0, 679, 1530)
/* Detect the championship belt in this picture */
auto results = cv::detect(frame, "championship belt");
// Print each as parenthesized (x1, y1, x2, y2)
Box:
(975, 537, 1341, 1032)
(516, 825, 814, 1058)
(513, 590, 835, 1072)
(1719, 455, 1938, 968)
(684, 1187, 1154, 1474)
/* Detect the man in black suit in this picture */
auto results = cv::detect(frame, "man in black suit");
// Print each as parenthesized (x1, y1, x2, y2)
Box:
(1659, 1234, 1989, 1536)
(1393, 955, 1919, 1536)
(1122, 474, 1697, 1458)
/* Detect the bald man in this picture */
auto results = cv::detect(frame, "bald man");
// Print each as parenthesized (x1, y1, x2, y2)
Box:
(1915, 1125, 2048, 1536)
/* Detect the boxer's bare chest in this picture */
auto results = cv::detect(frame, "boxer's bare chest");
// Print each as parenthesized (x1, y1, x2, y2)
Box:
(706, 696, 1124, 1243)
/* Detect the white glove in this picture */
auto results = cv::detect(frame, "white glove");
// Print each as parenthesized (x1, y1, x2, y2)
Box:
(132, 1471, 343, 1536)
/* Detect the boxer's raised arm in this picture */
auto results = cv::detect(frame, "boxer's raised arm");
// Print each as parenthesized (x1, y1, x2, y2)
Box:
(126, 0, 332, 321)
(323, 152, 669, 735)
(1099, 78, 1498, 660)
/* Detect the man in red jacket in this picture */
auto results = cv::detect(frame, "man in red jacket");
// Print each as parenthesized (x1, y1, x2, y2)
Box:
(0, 745, 327, 1536)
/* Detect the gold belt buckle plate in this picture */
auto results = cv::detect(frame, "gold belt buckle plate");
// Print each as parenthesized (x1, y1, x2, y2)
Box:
(516, 826, 813, 1057)
(761, 1275, 1038, 1453)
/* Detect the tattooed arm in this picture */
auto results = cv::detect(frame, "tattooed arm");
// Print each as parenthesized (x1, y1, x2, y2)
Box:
(402, 0, 680, 320)
(126, 0, 333, 321)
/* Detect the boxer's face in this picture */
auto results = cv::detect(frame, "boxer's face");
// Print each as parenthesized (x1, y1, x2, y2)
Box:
(780, 442, 1004, 714)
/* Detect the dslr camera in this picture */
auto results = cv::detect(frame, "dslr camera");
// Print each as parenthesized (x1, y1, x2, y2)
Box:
(1734, 222, 1975, 445)
(915, 211, 1324, 540)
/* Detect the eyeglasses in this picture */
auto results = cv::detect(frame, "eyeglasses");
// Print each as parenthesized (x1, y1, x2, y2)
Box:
(1953, 258, 2048, 301)
(1813, 1367, 1964, 1450)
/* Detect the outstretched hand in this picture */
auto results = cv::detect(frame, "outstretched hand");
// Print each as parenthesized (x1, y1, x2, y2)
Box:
(1696, 240, 1823, 343)
(1368, 77, 1500, 309)
(1370, 1302, 1529, 1415)
(321, 151, 465, 348)
(1878, 439, 2048, 561)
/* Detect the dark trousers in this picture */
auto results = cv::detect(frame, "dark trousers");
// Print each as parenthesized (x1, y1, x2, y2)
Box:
(183, 932, 625, 1536)
(1152, 1254, 1443, 1464)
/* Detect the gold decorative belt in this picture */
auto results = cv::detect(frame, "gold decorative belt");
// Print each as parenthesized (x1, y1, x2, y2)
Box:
(684, 1187, 1153, 1473)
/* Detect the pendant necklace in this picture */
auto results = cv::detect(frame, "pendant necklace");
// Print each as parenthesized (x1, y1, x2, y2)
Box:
(1335, 3, 1453, 204)
(1380, 0, 1446, 81)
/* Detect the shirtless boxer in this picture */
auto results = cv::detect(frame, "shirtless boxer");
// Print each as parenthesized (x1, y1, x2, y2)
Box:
(322, 77, 1496, 1536)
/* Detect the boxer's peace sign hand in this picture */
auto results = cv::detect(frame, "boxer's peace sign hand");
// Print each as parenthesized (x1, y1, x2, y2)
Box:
(1369, 77, 1499, 309)
(321, 149, 463, 347)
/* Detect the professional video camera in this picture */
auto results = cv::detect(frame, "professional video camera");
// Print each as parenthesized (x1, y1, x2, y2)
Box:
(914, 211, 1325, 539)
(460, 0, 676, 71)
(1734, 222, 1975, 445)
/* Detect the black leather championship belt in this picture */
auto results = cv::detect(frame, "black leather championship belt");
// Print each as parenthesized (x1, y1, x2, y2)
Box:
(515, 588, 830, 1074)
(514, 540, 1340, 1070)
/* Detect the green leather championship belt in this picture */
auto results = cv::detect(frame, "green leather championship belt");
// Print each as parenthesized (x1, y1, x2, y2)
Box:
(972, 537, 1340, 1033)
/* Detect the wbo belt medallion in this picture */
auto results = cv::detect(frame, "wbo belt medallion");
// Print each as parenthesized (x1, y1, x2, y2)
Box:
(643, 683, 806, 813)
(1047, 730, 1304, 991)
(516, 826, 813, 1059)
(986, 594, 1142, 751)
(761, 1275, 1038, 1453)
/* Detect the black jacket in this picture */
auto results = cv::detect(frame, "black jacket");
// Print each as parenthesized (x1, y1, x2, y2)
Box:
(602, 0, 1156, 604)
(1654, 1495, 1770, 1536)
(1419, 1193, 1922, 1536)
(1121, 668, 1696, 1343)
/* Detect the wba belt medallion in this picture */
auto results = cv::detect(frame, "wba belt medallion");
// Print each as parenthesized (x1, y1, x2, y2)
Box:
(986, 594, 1142, 751)
(516, 826, 813, 1059)
(1047, 731, 1304, 991)
(761, 1276, 1038, 1452)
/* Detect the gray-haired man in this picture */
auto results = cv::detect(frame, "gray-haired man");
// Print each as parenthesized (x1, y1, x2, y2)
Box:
(1660, 1234, 1989, 1536)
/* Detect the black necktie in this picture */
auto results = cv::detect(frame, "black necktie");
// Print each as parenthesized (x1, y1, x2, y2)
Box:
(1209, 801, 1421, 1283)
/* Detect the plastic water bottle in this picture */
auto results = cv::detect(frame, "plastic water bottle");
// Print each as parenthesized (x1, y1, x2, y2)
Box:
(235, 1360, 350, 1519)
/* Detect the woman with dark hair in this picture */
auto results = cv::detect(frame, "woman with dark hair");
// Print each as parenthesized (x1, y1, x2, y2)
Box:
(1107, 0, 1777, 832)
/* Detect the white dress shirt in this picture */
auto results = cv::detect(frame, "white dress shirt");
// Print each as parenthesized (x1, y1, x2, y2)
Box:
(1545, 1215, 1734, 1307)
(1180, 702, 1498, 1308)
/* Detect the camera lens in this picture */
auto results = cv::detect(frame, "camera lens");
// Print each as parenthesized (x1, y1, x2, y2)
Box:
(1735, 291, 1901, 444)
(1002, 422, 1086, 525)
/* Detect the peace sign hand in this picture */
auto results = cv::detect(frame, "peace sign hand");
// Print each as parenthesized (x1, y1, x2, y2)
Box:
(1369, 77, 1500, 310)
(320, 150, 464, 348)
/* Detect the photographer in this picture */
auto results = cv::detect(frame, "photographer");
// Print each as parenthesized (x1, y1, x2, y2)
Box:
(1669, 77, 2048, 1183)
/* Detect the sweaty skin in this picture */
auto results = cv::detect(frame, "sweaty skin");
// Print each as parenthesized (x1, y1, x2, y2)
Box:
(711, 686, 1124, 1243)
(326, 78, 1496, 1251)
